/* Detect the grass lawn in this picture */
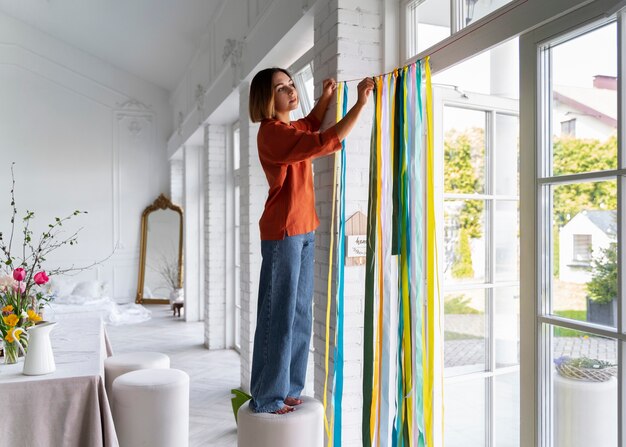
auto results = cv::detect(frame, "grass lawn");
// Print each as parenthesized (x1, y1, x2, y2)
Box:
(553, 310, 587, 337)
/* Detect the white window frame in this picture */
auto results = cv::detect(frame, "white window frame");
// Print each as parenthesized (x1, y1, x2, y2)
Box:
(400, 0, 626, 445)
(227, 122, 242, 352)
(520, 3, 626, 446)
(436, 86, 520, 446)
(402, 0, 520, 61)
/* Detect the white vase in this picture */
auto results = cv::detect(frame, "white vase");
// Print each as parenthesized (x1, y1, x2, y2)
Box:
(169, 288, 184, 305)
(23, 322, 57, 376)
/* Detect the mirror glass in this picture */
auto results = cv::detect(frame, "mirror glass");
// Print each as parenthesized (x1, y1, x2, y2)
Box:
(143, 209, 181, 300)
(136, 194, 183, 305)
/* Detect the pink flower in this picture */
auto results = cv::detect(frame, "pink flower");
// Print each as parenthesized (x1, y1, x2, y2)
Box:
(12, 268, 26, 282)
(13, 281, 26, 294)
(34, 271, 49, 285)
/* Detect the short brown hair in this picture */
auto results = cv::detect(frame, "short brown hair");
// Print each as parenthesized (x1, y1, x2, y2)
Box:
(249, 68, 293, 123)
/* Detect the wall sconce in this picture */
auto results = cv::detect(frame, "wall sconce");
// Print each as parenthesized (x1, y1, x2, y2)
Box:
(465, 0, 479, 25)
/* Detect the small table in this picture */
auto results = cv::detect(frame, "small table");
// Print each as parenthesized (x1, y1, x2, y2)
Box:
(172, 301, 184, 317)
(0, 318, 118, 447)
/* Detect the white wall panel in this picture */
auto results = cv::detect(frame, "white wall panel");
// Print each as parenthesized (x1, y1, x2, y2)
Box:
(0, 12, 171, 303)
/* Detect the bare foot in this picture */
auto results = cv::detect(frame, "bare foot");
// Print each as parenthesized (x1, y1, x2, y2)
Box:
(284, 397, 303, 406)
(271, 405, 295, 415)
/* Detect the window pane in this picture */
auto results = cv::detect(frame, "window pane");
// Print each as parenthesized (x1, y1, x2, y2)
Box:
(495, 287, 519, 368)
(495, 200, 519, 282)
(408, 0, 451, 57)
(444, 378, 486, 446)
(549, 325, 617, 447)
(464, 0, 515, 27)
(444, 107, 486, 194)
(444, 200, 486, 283)
(495, 113, 519, 196)
(233, 128, 240, 171)
(551, 23, 617, 176)
(444, 290, 486, 374)
(551, 180, 617, 327)
(495, 372, 520, 447)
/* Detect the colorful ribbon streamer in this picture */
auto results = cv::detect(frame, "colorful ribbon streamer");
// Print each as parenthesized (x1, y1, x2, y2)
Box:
(325, 58, 437, 447)
(362, 58, 436, 447)
(324, 82, 349, 447)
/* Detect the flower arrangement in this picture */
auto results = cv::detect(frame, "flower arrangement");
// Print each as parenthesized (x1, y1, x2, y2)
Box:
(0, 163, 89, 363)
(0, 268, 47, 363)
(554, 356, 617, 382)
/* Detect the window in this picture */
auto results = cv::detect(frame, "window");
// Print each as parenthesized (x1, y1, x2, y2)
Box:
(232, 124, 241, 351)
(560, 118, 576, 136)
(404, 0, 516, 59)
(405, 0, 451, 58)
(572, 234, 591, 262)
(434, 40, 520, 446)
(532, 15, 622, 446)
(289, 62, 314, 120)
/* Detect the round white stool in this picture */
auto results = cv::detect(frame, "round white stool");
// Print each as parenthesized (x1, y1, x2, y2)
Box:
(113, 368, 190, 447)
(104, 351, 170, 397)
(237, 396, 323, 447)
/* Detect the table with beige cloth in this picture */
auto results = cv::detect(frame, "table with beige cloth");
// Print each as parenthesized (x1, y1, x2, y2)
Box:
(0, 317, 118, 447)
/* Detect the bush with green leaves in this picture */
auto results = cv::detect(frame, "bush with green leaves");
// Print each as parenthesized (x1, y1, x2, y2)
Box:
(587, 242, 617, 304)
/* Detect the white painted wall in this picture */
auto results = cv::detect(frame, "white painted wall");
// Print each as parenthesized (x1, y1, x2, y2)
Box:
(0, 11, 171, 303)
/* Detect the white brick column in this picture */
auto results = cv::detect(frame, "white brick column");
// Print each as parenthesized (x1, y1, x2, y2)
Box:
(183, 144, 205, 322)
(312, 1, 383, 445)
(204, 124, 228, 349)
(238, 82, 266, 392)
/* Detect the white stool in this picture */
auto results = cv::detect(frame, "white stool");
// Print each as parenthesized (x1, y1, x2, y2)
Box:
(237, 396, 323, 447)
(104, 351, 170, 397)
(113, 368, 190, 447)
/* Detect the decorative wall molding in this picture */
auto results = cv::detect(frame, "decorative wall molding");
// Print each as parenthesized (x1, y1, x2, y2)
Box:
(113, 102, 156, 255)
(195, 83, 207, 125)
(222, 38, 245, 87)
(116, 98, 153, 111)
(2, 28, 167, 303)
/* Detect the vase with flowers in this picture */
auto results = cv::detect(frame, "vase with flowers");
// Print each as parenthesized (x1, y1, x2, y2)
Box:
(0, 268, 48, 363)
(0, 163, 94, 365)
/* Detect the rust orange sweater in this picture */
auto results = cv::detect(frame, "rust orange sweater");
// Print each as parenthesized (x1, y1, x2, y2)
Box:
(257, 113, 342, 240)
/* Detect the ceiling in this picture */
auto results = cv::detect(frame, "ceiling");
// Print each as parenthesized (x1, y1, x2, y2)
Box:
(0, 0, 224, 91)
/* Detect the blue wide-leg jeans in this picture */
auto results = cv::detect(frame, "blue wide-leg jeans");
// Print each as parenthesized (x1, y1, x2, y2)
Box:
(249, 231, 315, 413)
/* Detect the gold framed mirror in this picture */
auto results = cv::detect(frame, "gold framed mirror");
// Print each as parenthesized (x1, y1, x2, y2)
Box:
(136, 194, 184, 304)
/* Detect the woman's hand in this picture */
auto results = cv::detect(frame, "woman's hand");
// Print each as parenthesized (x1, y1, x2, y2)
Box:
(356, 78, 375, 107)
(322, 78, 337, 99)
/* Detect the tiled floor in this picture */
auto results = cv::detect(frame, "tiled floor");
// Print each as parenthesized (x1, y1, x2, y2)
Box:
(106, 304, 239, 447)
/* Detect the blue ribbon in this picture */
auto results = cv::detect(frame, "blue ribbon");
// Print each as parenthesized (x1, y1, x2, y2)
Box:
(333, 82, 349, 446)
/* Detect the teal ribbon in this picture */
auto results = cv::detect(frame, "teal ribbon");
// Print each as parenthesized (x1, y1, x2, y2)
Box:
(333, 82, 348, 446)
(413, 62, 426, 447)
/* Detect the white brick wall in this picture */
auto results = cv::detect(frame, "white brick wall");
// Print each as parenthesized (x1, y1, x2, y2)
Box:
(204, 124, 228, 349)
(238, 82, 266, 392)
(313, 1, 383, 445)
